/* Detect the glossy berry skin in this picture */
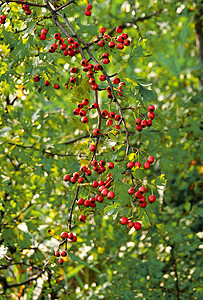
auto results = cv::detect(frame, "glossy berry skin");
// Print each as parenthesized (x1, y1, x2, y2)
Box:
(113, 77, 120, 85)
(78, 177, 84, 184)
(54, 251, 60, 257)
(135, 191, 142, 198)
(107, 191, 115, 199)
(91, 83, 98, 90)
(72, 235, 77, 242)
(148, 156, 154, 164)
(109, 111, 115, 118)
(77, 103, 83, 109)
(108, 41, 115, 48)
(141, 120, 147, 127)
(85, 170, 92, 176)
(54, 84, 60, 89)
(82, 99, 89, 106)
(61, 250, 67, 257)
(114, 124, 120, 130)
(92, 181, 99, 188)
(116, 26, 123, 33)
(148, 105, 155, 112)
(70, 77, 76, 84)
(63, 174, 70, 182)
(115, 115, 121, 121)
(147, 119, 152, 127)
(34, 75, 40, 82)
(140, 201, 147, 208)
(135, 118, 141, 125)
(81, 59, 88, 67)
(127, 220, 134, 229)
(99, 75, 106, 81)
(120, 217, 128, 225)
(89, 78, 95, 85)
(106, 119, 113, 126)
(103, 58, 109, 64)
(124, 39, 131, 46)
(85, 10, 91, 16)
(100, 27, 106, 34)
(117, 35, 124, 42)
(139, 195, 146, 203)
(73, 41, 79, 48)
(70, 177, 77, 184)
(58, 258, 64, 265)
(73, 172, 80, 178)
(122, 33, 128, 39)
(89, 144, 97, 152)
(135, 161, 141, 168)
(117, 43, 124, 50)
(39, 33, 46, 40)
(98, 40, 105, 47)
(73, 108, 80, 115)
(93, 128, 100, 136)
(144, 161, 150, 170)
(86, 4, 92, 10)
(148, 112, 155, 119)
(79, 110, 86, 117)
(87, 70, 94, 78)
(101, 110, 108, 117)
(79, 215, 86, 222)
(61, 232, 68, 239)
(70, 67, 77, 73)
(107, 162, 114, 169)
(148, 195, 156, 203)
(136, 124, 142, 131)
(134, 222, 141, 231)
(68, 232, 74, 239)
(128, 187, 135, 195)
(91, 103, 98, 109)
(99, 160, 106, 167)
(101, 189, 109, 197)
(127, 161, 135, 169)
(44, 80, 50, 86)
(84, 200, 90, 207)
(139, 186, 146, 194)
(94, 63, 102, 71)
(60, 44, 67, 50)
(54, 33, 61, 40)
(97, 196, 104, 203)
(77, 198, 84, 205)
(102, 53, 109, 58)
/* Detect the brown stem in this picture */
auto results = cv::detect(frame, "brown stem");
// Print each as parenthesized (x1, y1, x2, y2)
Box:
(68, 186, 80, 231)
(3, 0, 46, 7)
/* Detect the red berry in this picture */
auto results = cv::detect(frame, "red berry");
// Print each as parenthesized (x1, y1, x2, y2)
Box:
(127, 220, 134, 229)
(135, 191, 142, 198)
(68, 232, 74, 239)
(84, 200, 90, 207)
(101, 110, 108, 117)
(99, 160, 106, 167)
(79, 215, 86, 222)
(102, 53, 109, 58)
(89, 144, 97, 152)
(140, 201, 147, 208)
(68, 37, 74, 44)
(73, 41, 79, 48)
(99, 75, 106, 81)
(106, 119, 113, 126)
(121, 33, 128, 40)
(54, 84, 60, 89)
(77, 103, 83, 109)
(115, 115, 121, 121)
(77, 198, 84, 205)
(113, 77, 120, 85)
(89, 78, 95, 85)
(93, 181, 99, 188)
(71, 235, 77, 242)
(34, 75, 40, 82)
(124, 39, 130, 46)
(54, 33, 61, 40)
(103, 58, 109, 64)
(54, 251, 60, 257)
(136, 124, 142, 131)
(114, 124, 120, 130)
(85, 170, 92, 176)
(141, 120, 147, 128)
(91, 83, 98, 90)
(91, 102, 98, 109)
(134, 222, 141, 230)
(70, 67, 77, 73)
(134, 161, 141, 168)
(127, 161, 135, 169)
(73, 172, 80, 178)
(61, 250, 67, 257)
(58, 258, 64, 265)
(107, 191, 115, 199)
(41, 28, 48, 35)
(120, 217, 128, 225)
(73, 108, 80, 115)
(108, 41, 115, 48)
(100, 27, 106, 34)
(107, 162, 114, 169)
(144, 162, 150, 170)
(82, 99, 89, 106)
(44, 80, 50, 86)
(117, 35, 124, 42)
(139, 186, 146, 194)
(78, 177, 84, 184)
(139, 195, 146, 203)
(147, 156, 154, 164)
(147, 119, 152, 127)
(101, 189, 109, 197)
(148, 105, 155, 112)
(94, 63, 102, 71)
(79, 110, 86, 117)
(63, 174, 70, 181)
(109, 111, 115, 118)
(97, 196, 104, 203)
(128, 187, 135, 195)
(117, 43, 124, 50)
(85, 10, 91, 16)
(81, 59, 88, 67)
(60, 44, 67, 50)
(103, 34, 111, 40)
(93, 128, 100, 136)
(116, 26, 123, 33)
(70, 77, 76, 84)
(148, 112, 155, 119)
(39, 33, 46, 40)
(61, 232, 68, 239)
(148, 195, 156, 203)
(98, 40, 105, 47)
(135, 118, 141, 125)
(87, 70, 94, 78)
(86, 4, 92, 10)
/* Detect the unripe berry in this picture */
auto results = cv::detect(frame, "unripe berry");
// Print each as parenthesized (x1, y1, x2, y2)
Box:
(148, 195, 156, 203)
(120, 217, 128, 225)
(79, 215, 86, 222)
(127, 161, 135, 169)
(134, 222, 141, 230)
(144, 161, 150, 169)
(61, 232, 68, 239)
(61, 250, 67, 257)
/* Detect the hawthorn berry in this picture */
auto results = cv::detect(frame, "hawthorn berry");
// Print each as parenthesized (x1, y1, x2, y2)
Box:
(148, 105, 155, 112)
(109, 111, 115, 118)
(94, 63, 102, 71)
(135, 118, 141, 125)
(127, 161, 135, 169)
(107, 162, 114, 169)
(113, 77, 120, 85)
(144, 161, 150, 170)
(61, 250, 67, 257)
(100, 27, 106, 34)
(139, 195, 146, 203)
(147, 119, 152, 127)
(139, 186, 146, 194)
(70, 67, 77, 73)
(120, 217, 128, 225)
(102, 53, 109, 58)
(68, 232, 74, 239)
(34, 75, 40, 82)
(0, 15, 6, 24)
(106, 119, 113, 126)
(84, 200, 90, 207)
(39, 33, 46, 40)
(41, 28, 48, 35)
(82, 98, 89, 106)
(108, 41, 115, 48)
(54, 84, 60, 89)
(98, 40, 105, 47)
(67, 37, 74, 44)
(78, 177, 84, 184)
(97, 196, 104, 203)
(73, 108, 80, 115)
(89, 78, 96, 85)
(60, 44, 67, 50)
(70, 177, 77, 184)
(101, 189, 109, 197)
(148, 195, 156, 203)
(73, 41, 79, 48)
(128, 187, 135, 195)
(77, 198, 84, 205)
(107, 191, 115, 199)
(54, 251, 60, 257)
(121, 33, 128, 39)
(117, 43, 124, 50)
(114, 125, 120, 130)
(63, 174, 70, 181)
(135, 161, 141, 168)
(71, 235, 77, 242)
(135, 191, 142, 198)
(124, 39, 131, 46)
(148, 112, 155, 119)
(44, 80, 50, 86)
(117, 36, 124, 42)
(103, 58, 110, 64)
(134, 222, 141, 231)
(99, 75, 106, 81)
(85, 170, 92, 176)
(93, 128, 100, 136)
(103, 34, 111, 40)
(92, 181, 99, 188)
(147, 156, 154, 164)
(115, 115, 121, 121)
(116, 26, 123, 33)
(79, 215, 86, 222)
(127, 220, 134, 229)
(140, 201, 147, 208)
(58, 258, 64, 265)
(141, 120, 147, 128)
(70, 77, 76, 84)
(91, 83, 98, 90)
(79, 110, 86, 117)
(61, 232, 68, 239)
(136, 124, 142, 131)
(81, 59, 88, 67)
(73, 172, 80, 178)
(101, 110, 108, 117)
(85, 10, 91, 16)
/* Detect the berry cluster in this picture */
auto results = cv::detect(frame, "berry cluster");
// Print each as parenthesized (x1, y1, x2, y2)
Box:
(54, 231, 77, 265)
(0, 14, 6, 24)
(98, 26, 131, 50)
(127, 155, 155, 170)
(135, 105, 156, 132)
(119, 217, 142, 231)
(85, 4, 92, 16)
(21, 1, 32, 15)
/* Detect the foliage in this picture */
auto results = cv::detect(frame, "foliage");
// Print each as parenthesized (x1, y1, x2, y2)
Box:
(0, 0, 202, 299)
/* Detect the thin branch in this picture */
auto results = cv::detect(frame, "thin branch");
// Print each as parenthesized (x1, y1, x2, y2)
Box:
(55, 0, 75, 13)
(68, 186, 80, 231)
(2, 0, 46, 8)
